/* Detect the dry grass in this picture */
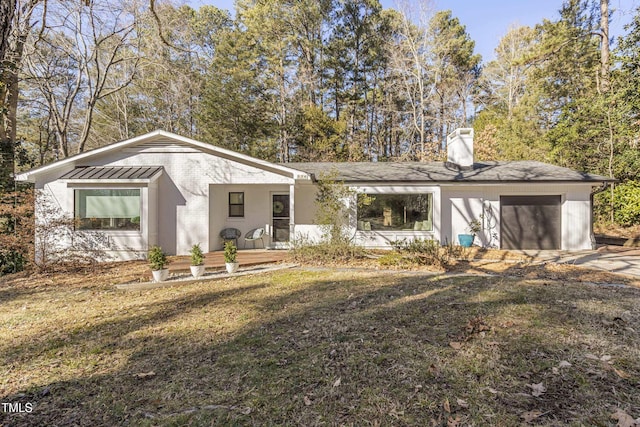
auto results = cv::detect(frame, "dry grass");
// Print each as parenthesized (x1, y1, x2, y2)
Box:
(1, 262, 639, 426)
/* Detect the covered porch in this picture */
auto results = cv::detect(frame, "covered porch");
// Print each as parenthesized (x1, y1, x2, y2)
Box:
(208, 182, 316, 251)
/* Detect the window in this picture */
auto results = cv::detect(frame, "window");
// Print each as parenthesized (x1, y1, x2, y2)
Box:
(229, 192, 244, 217)
(357, 193, 433, 231)
(75, 189, 141, 230)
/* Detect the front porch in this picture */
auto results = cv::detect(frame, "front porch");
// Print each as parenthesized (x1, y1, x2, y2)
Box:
(208, 184, 297, 251)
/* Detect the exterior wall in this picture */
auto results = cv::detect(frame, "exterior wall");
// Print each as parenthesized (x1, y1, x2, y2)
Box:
(33, 137, 296, 259)
(35, 182, 151, 261)
(292, 183, 324, 243)
(29, 134, 598, 257)
(292, 182, 594, 251)
(209, 183, 289, 250)
(440, 183, 594, 251)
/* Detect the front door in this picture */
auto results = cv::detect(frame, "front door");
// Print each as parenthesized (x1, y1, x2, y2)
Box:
(272, 194, 290, 242)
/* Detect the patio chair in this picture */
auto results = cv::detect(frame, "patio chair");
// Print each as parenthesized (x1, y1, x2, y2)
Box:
(219, 228, 241, 247)
(244, 227, 265, 249)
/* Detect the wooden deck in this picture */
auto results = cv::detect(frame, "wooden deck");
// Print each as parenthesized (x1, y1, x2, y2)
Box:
(165, 249, 290, 274)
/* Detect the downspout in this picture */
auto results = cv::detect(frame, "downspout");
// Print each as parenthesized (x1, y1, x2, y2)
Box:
(590, 182, 611, 249)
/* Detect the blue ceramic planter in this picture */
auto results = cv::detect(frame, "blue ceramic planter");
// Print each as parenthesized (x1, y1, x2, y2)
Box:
(458, 234, 474, 247)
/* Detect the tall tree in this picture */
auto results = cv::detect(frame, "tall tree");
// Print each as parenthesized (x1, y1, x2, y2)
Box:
(199, 24, 277, 159)
(0, 0, 40, 191)
(473, 25, 550, 161)
(478, 25, 535, 120)
(610, 5, 640, 180)
(89, 4, 231, 143)
(21, 0, 140, 158)
(428, 10, 480, 147)
(390, 0, 436, 159)
(599, 0, 610, 93)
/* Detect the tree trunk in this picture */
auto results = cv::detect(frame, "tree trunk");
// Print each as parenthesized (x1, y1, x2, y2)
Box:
(0, 0, 17, 191)
(600, 0, 610, 93)
(0, 0, 16, 70)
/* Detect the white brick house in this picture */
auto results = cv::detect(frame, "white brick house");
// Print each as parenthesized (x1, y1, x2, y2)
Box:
(16, 129, 613, 260)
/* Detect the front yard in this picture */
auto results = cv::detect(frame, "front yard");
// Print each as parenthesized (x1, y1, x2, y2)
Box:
(1, 262, 639, 426)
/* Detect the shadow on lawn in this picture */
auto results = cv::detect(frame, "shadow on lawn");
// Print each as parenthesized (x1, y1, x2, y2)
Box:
(1, 271, 639, 426)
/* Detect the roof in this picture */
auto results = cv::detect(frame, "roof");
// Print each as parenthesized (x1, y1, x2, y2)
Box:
(285, 161, 615, 184)
(15, 130, 310, 183)
(60, 166, 164, 180)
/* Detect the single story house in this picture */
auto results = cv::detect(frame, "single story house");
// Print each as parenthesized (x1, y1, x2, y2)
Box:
(16, 129, 614, 260)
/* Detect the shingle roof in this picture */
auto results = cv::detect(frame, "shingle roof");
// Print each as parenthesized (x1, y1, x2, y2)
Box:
(284, 161, 614, 183)
(60, 166, 163, 180)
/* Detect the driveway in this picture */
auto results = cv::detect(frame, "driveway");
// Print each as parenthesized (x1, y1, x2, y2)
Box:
(519, 246, 640, 278)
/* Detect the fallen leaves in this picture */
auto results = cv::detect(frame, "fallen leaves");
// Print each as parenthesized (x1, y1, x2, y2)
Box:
(443, 398, 451, 413)
(552, 360, 572, 374)
(585, 354, 630, 378)
(442, 397, 468, 427)
(527, 382, 546, 397)
(449, 341, 463, 350)
(332, 377, 341, 388)
(521, 410, 546, 423)
(456, 398, 469, 409)
(610, 409, 640, 427)
(447, 415, 462, 426)
(134, 371, 156, 379)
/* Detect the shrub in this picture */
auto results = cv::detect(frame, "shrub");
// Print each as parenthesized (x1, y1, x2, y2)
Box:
(190, 243, 204, 266)
(595, 181, 640, 227)
(387, 238, 458, 269)
(314, 170, 354, 245)
(0, 189, 34, 274)
(377, 251, 409, 267)
(148, 246, 168, 271)
(223, 241, 237, 263)
(0, 249, 27, 275)
(291, 239, 366, 264)
(612, 181, 640, 226)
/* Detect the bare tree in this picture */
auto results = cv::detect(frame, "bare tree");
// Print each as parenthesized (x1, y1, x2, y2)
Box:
(479, 25, 535, 119)
(389, 0, 437, 159)
(599, 0, 610, 93)
(1, 0, 41, 190)
(0, 0, 17, 66)
(22, 0, 140, 157)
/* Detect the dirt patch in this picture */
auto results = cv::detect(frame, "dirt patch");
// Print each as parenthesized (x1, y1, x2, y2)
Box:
(594, 223, 640, 239)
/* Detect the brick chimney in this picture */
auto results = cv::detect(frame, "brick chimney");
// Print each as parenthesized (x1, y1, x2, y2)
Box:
(446, 128, 474, 168)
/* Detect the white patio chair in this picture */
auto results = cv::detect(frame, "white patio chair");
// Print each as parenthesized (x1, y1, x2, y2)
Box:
(244, 228, 265, 249)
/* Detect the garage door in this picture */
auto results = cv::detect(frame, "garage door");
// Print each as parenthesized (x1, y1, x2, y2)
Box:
(500, 195, 561, 250)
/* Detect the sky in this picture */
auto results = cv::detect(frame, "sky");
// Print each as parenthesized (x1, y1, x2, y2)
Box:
(190, 0, 639, 63)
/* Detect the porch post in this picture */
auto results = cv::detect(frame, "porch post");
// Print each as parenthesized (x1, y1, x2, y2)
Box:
(289, 183, 295, 245)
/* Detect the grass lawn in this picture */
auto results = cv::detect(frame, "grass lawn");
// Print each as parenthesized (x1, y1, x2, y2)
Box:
(1, 262, 639, 426)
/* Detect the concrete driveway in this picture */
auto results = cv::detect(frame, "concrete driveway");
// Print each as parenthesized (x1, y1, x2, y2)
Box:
(520, 246, 640, 278)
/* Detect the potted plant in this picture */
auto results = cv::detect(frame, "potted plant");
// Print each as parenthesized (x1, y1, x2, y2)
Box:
(224, 241, 239, 273)
(149, 245, 170, 282)
(189, 243, 205, 278)
(458, 218, 482, 248)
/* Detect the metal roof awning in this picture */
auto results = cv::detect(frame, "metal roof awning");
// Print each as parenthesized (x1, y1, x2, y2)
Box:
(60, 166, 163, 182)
